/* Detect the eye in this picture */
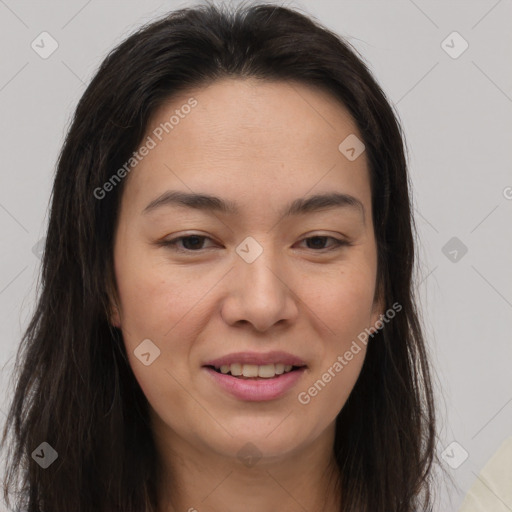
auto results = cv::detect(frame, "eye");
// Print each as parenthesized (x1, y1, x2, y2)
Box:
(160, 234, 215, 252)
(296, 235, 350, 251)
(158, 234, 350, 253)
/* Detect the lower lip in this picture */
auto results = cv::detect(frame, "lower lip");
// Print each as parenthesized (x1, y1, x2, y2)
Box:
(203, 366, 306, 401)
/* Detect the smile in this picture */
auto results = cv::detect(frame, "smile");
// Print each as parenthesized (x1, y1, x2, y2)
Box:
(210, 363, 302, 379)
(203, 365, 307, 401)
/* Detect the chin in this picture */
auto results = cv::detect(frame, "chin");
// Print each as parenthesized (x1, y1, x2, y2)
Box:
(205, 422, 309, 460)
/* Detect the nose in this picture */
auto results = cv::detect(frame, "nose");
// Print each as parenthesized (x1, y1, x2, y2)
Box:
(220, 244, 299, 332)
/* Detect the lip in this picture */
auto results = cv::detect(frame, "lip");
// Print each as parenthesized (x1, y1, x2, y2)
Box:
(203, 366, 307, 401)
(203, 350, 307, 368)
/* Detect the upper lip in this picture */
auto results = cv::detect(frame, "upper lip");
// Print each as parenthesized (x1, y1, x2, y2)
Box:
(203, 351, 307, 368)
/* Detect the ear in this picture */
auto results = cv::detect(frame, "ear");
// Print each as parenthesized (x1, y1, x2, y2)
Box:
(369, 280, 385, 332)
(109, 303, 122, 329)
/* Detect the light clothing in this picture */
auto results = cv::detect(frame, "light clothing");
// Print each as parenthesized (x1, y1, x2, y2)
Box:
(458, 436, 512, 512)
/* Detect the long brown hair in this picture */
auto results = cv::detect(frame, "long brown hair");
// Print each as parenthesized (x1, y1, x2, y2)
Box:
(2, 2, 440, 510)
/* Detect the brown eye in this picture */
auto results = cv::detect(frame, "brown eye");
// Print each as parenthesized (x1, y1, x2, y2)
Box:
(161, 235, 216, 252)
(158, 234, 350, 254)
(298, 236, 350, 251)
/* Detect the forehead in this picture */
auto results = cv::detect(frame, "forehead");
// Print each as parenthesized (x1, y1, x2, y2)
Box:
(153, 77, 360, 151)
(121, 78, 370, 217)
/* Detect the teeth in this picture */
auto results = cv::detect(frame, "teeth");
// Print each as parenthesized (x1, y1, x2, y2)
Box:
(258, 364, 275, 378)
(215, 363, 298, 378)
(230, 363, 243, 376)
(242, 364, 259, 378)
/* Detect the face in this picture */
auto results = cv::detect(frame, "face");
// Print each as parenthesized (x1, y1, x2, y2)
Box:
(110, 78, 383, 464)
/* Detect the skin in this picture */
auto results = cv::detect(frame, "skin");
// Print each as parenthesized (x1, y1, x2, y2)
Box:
(110, 78, 384, 512)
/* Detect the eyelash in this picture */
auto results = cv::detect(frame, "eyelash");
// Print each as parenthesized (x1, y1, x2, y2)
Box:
(159, 234, 351, 253)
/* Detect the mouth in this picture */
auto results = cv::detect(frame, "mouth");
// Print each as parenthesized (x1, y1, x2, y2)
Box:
(202, 351, 308, 401)
(205, 363, 306, 380)
(202, 362, 307, 401)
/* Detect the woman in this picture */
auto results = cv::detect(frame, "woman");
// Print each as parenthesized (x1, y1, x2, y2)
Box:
(1, 3, 440, 511)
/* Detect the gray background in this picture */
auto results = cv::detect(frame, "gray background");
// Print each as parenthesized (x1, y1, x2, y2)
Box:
(0, 1, 511, 511)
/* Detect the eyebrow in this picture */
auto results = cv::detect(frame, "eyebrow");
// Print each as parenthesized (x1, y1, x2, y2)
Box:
(142, 190, 365, 223)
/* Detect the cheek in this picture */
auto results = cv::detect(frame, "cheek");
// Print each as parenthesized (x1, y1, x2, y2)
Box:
(295, 255, 375, 415)
(297, 341, 367, 439)
(304, 259, 377, 342)
(114, 250, 213, 342)
(114, 258, 211, 433)
(113, 248, 223, 396)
